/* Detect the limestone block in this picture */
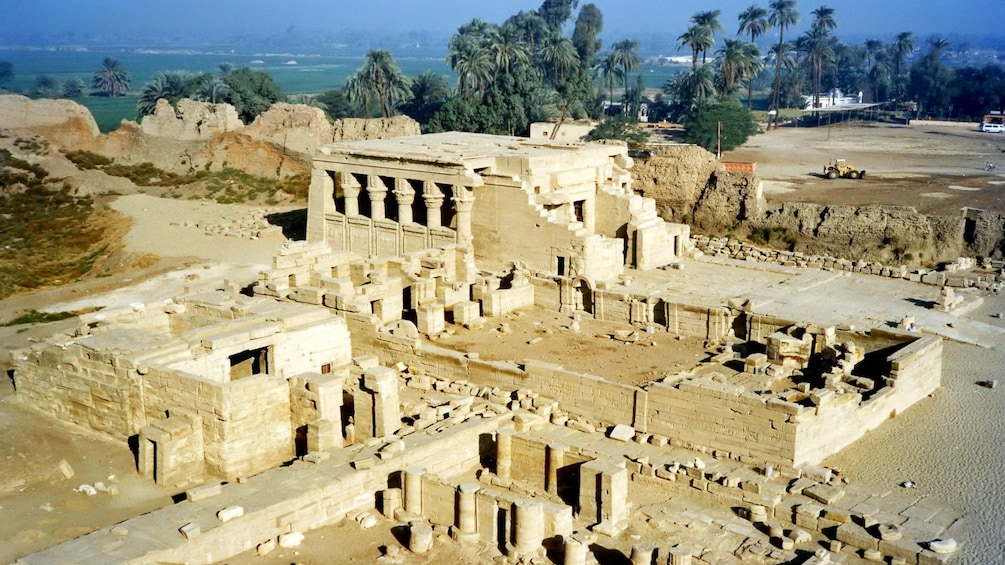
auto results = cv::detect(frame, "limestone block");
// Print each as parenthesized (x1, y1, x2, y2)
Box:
(217, 505, 244, 522)
(608, 424, 635, 442)
(179, 523, 200, 539)
(279, 531, 305, 548)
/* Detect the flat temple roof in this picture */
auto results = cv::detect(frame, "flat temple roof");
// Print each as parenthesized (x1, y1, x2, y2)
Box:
(316, 131, 624, 166)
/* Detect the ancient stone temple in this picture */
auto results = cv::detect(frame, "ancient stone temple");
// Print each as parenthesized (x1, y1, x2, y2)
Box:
(305, 132, 690, 279)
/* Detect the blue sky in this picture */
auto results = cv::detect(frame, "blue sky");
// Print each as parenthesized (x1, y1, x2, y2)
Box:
(2, 0, 998, 43)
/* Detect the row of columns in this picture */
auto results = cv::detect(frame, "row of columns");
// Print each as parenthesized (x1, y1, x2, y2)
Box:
(337, 172, 474, 245)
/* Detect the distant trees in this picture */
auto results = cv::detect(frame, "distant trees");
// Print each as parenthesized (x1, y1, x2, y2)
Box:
(60, 77, 85, 98)
(92, 57, 131, 97)
(136, 71, 231, 117)
(32, 74, 58, 98)
(684, 100, 760, 153)
(428, 0, 609, 136)
(767, 0, 799, 128)
(399, 71, 451, 127)
(346, 50, 412, 119)
(737, 5, 770, 109)
(221, 68, 283, 123)
(908, 38, 953, 118)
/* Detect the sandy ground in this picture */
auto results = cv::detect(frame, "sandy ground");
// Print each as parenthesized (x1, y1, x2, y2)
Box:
(2, 123, 1005, 563)
(725, 122, 1005, 216)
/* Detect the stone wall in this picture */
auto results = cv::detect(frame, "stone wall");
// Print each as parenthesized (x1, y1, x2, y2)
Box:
(633, 143, 1005, 264)
(792, 331, 942, 465)
(0, 94, 100, 148)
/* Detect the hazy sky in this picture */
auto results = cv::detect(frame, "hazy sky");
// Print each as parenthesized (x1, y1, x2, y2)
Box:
(2, 0, 998, 44)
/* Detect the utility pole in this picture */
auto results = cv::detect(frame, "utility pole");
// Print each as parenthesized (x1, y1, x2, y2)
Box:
(716, 120, 722, 160)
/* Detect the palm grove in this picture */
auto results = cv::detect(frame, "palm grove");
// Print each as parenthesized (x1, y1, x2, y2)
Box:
(3, 0, 1003, 150)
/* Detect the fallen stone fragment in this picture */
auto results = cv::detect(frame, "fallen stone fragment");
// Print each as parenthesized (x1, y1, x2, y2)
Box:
(279, 531, 305, 548)
(608, 424, 635, 442)
(928, 539, 958, 554)
(179, 523, 200, 539)
(217, 505, 244, 522)
(877, 523, 902, 541)
(257, 539, 276, 555)
(77, 484, 97, 496)
(57, 459, 75, 479)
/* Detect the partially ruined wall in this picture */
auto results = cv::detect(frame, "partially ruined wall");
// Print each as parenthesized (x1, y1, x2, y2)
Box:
(631, 144, 997, 265)
(645, 378, 800, 467)
(471, 179, 585, 274)
(0, 94, 100, 148)
(792, 332, 942, 466)
(12, 344, 142, 438)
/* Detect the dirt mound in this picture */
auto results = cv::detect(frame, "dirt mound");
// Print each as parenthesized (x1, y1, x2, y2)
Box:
(1, 95, 422, 181)
(0, 95, 99, 149)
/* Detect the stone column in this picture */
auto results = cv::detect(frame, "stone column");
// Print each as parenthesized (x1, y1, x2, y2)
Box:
(667, 545, 692, 565)
(394, 178, 415, 224)
(353, 367, 401, 440)
(452, 186, 475, 246)
(630, 542, 657, 565)
(423, 181, 444, 229)
(382, 488, 402, 519)
(454, 482, 479, 543)
(408, 521, 433, 554)
(340, 172, 361, 216)
(496, 428, 515, 481)
(563, 535, 588, 565)
(403, 467, 424, 515)
(367, 175, 388, 221)
(546, 443, 567, 495)
(511, 498, 544, 556)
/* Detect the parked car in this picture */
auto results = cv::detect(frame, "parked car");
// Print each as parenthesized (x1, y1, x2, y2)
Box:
(981, 122, 1005, 133)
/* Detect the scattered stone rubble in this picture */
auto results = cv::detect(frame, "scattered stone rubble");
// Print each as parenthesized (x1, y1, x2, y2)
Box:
(9, 131, 967, 564)
(170, 208, 285, 239)
(693, 235, 1005, 293)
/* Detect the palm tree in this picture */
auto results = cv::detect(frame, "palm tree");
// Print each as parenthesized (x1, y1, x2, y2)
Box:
(448, 33, 493, 98)
(868, 49, 892, 103)
(593, 52, 624, 111)
(681, 64, 717, 107)
(539, 35, 580, 84)
(718, 40, 763, 102)
(678, 25, 711, 71)
(345, 72, 374, 118)
(60, 77, 85, 98)
(610, 39, 640, 98)
(810, 5, 837, 33)
(33, 74, 58, 98)
(891, 31, 915, 99)
(766, 41, 798, 108)
(802, 28, 834, 108)
(691, 10, 723, 64)
(489, 26, 531, 76)
(358, 50, 412, 118)
(197, 79, 230, 104)
(737, 5, 771, 109)
(928, 37, 951, 61)
(92, 57, 130, 97)
(506, 11, 549, 48)
(768, 0, 799, 129)
(136, 70, 196, 117)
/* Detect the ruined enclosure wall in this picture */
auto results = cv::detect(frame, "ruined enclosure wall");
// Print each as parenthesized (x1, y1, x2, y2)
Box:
(350, 326, 641, 430)
(29, 416, 500, 565)
(272, 320, 353, 378)
(792, 334, 942, 466)
(645, 380, 798, 468)
(470, 180, 579, 273)
(11, 345, 141, 439)
(142, 368, 293, 479)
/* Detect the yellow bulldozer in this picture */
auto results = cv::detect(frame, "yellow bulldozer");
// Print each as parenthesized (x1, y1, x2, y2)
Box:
(823, 159, 865, 179)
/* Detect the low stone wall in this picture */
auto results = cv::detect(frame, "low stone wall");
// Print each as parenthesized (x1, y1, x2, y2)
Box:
(792, 332, 942, 465)
(694, 235, 1005, 292)
(17, 415, 501, 565)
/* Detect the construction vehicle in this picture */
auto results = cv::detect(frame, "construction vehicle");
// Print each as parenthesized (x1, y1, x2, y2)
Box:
(823, 159, 865, 179)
